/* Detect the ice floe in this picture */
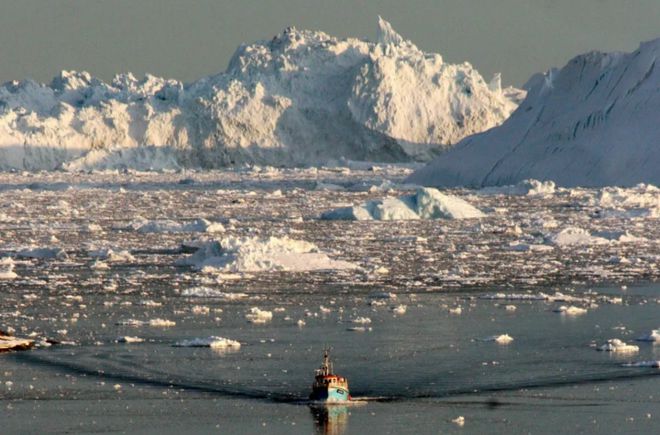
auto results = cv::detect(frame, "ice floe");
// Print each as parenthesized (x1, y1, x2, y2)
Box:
(89, 248, 135, 263)
(351, 317, 372, 325)
(116, 318, 176, 327)
(0, 258, 18, 280)
(478, 179, 556, 196)
(116, 336, 144, 343)
(181, 287, 248, 299)
(245, 308, 273, 324)
(128, 218, 224, 233)
(173, 337, 241, 349)
(546, 227, 609, 247)
(481, 334, 514, 344)
(390, 305, 407, 315)
(622, 361, 660, 368)
(597, 339, 639, 353)
(636, 330, 660, 343)
(553, 306, 588, 316)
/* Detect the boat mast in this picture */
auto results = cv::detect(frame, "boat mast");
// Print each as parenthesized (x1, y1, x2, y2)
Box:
(322, 349, 332, 375)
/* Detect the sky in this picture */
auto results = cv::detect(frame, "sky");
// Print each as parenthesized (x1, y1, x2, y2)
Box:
(1, 0, 658, 87)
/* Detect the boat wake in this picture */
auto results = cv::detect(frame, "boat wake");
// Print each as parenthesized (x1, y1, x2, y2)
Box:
(13, 350, 660, 406)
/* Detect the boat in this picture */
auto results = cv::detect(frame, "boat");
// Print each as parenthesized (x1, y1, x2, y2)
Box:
(310, 349, 351, 402)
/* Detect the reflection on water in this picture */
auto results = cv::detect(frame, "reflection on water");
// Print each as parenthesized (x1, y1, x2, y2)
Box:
(310, 405, 349, 435)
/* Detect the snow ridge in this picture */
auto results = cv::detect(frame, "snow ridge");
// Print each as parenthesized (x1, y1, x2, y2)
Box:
(0, 18, 520, 171)
(408, 37, 660, 188)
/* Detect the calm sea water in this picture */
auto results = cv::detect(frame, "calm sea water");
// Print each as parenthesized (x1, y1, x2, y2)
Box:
(3, 283, 660, 434)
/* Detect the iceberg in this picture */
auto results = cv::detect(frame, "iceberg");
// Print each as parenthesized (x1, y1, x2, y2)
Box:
(176, 236, 358, 272)
(408, 38, 660, 188)
(0, 18, 520, 170)
(321, 187, 484, 221)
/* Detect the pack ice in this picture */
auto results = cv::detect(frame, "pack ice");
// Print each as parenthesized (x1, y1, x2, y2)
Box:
(408, 37, 660, 188)
(0, 18, 521, 171)
(320, 187, 484, 220)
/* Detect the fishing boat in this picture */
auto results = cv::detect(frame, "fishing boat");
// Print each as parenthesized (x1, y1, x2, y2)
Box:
(310, 349, 351, 402)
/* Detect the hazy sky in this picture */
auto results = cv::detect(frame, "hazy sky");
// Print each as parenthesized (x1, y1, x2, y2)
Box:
(1, 0, 658, 86)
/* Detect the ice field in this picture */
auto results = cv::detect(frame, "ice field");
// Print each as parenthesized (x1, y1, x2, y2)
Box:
(1, 166, 659, 433)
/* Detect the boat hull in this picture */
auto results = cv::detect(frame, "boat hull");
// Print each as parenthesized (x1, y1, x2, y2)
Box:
(309, 386, 350, 402)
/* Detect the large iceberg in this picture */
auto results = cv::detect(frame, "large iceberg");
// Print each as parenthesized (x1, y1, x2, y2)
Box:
(0, 18, 521, 171)
(408, 37, 660, 188)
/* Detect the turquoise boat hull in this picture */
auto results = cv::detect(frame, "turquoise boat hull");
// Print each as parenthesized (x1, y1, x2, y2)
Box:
(310, 386, 350, 402)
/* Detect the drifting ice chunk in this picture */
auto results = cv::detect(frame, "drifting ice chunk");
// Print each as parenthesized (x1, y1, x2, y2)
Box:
(129, 218, 224, 233)
(598, 339, 639, 353)
(554, 306, 588, 316)
(117, 318, 176, 327)
(246, 307, 273, 324)
(636, 330, 660, 343)
(351, 317, 372, 324)
(321, 188, 484, 221)
(547, 227, 609, 247)
(176, 236, 357, 272)
(181, 287, 248, 299)
(481, 334, 514, 344)
(478, 179, 556, 196)
(622, 361, 660, 368)
(116, 336, 144, 343)
(0, 258, 17, 280)
(173, 337, 240, 349)
(391, 305, 407, 315)
(89, 249, 135, 263)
